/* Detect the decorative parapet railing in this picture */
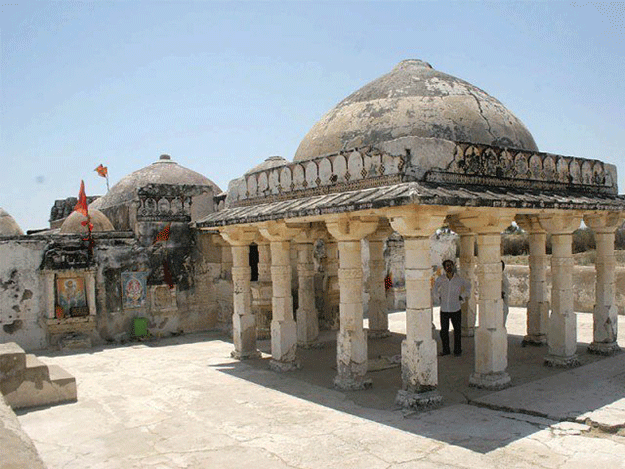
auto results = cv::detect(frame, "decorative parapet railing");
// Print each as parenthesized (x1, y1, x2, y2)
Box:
(226, 137, 618, 207)
(135, 184, 204, 222)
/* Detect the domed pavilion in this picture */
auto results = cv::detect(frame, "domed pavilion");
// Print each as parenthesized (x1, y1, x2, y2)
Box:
(196, 60, 625, 410)
(91, 154, 221, 231)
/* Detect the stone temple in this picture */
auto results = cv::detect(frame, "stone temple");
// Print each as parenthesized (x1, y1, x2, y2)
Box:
(1, 60, 625, 411)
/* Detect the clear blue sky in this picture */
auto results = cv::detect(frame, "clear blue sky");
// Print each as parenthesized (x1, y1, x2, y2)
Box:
(2, 1, 624, 231)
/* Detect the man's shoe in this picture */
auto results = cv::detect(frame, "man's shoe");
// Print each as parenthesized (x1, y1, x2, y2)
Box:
(454, 351, 462, 356)
(439, 351, 450, 356)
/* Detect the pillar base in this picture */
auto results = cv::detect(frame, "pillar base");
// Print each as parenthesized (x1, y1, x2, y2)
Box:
(588, 342, 621, 356)
(544, 354, 580, 368)
(461, 327, 475, 338)
(395, 389, 442, 411)
(522, 334, 548, 347)
(297, 341, 325, 349)
(333, 375, 372, 391)
(231, 349, 261, 360)
(269, 359, 301, 372)
(367, 329, 392, 339)
(469, 371, 511, 390)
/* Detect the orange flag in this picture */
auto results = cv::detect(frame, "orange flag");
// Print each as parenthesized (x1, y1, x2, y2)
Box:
(74, 180, 89, 217)
(94, 164, 108, 178)
(153, 223, 171, 244)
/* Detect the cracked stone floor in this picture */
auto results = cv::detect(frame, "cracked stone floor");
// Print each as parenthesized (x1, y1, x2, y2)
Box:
(16, 307, 625, 468)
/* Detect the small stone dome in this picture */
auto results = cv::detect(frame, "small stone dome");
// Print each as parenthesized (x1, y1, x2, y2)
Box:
(60, 208, 115, 234)
(90, 154, 221, 210)
(244, 156, 289, 175)
(294, 60, 538, 162)
(0, 207, 24, 236)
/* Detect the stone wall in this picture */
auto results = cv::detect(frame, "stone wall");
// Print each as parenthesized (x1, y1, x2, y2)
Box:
(506, 264, 625, 314)
(0, 238, 47, 350)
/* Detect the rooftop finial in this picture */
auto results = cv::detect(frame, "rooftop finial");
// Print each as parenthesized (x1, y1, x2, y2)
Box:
(159, 154, 171, 161)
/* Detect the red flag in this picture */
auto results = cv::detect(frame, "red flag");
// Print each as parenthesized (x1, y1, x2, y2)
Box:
(94, 164, 108, 178)
(74, 180, 89, 217)
(153, 223, 171, 244)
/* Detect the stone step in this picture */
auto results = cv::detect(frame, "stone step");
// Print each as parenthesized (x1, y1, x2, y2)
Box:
(0, 342, 26, 379)
(24, 354, 50, 381)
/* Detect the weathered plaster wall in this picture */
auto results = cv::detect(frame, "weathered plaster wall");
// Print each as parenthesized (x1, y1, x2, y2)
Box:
(506, 264, 625, 314)
(0, 239, 47, 350)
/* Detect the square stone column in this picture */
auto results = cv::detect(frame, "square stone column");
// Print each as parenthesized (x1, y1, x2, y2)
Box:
(366, 228, 392, 339)
(260, 222, 303, 371)
(390, 207, 447, 409)
(471, 233, 510, 388)
(320, 239, 340, 330)
(252, 243, 272, 339)
(326, 216, 379, 390)
(221, 227, 261, 360)
(459, 233, 477, 337)
(458, 210, 513, 390)
(296, 241, 320, 347)
(585, 212, 622, 356)
(539, 213, 582, 368)
(516, 215, 549, 346)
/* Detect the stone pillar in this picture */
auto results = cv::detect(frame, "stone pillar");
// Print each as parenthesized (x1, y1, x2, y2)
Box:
(367, 228, 392, 339)
(516, 215, 549, 346)
(252, 243, 272, 339)
(458, 233, 477, 337)
(294, 225, 322, 347)
(259, 222, 302, 371)
(459, 211, 512, 389)
(390, 208, 447, 409)
(86, 270, 97, 316)
(326, 216, 378, 390)
(539, 213, 582, 367)
(585, 212, 622, 355)
(221, 227, 260, 360)
(321, 239, 340, 330)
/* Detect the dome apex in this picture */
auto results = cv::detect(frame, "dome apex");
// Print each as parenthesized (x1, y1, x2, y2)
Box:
(294, 60, 538, 162)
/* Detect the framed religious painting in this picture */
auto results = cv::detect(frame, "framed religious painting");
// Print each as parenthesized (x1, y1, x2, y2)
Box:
(121, 271, 148, 309)
(56, 277, 87, 318)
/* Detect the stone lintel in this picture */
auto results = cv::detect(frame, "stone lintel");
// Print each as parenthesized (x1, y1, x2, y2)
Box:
(469, 371, 511, 390)
(395, 389, 442, 411)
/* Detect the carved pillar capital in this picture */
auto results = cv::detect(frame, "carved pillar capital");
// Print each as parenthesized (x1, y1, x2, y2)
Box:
(220, 226, 259, 246)
(456, 209, 514, 235)
(515, 214, 546, 234)
(583, 211, 622, 234)
(538, 212, 583, 235)
(258, 220, 302, 242)
(388, 206, 447, 237)
(325, 215, 378, 241)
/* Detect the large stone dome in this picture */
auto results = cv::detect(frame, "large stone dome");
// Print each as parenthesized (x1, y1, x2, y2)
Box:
(0, 207, 24, 236)
(91, 154, 221, 210)
(294, 60, 538, 162)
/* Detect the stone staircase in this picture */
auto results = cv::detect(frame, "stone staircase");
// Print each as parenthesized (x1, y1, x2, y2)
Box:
(0, 342, 77, 410)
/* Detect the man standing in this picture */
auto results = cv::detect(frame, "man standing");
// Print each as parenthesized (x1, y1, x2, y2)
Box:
(433, 259, 471, 356)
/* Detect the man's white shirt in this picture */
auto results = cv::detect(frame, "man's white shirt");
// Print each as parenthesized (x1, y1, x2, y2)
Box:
(433, 274, 471, 312)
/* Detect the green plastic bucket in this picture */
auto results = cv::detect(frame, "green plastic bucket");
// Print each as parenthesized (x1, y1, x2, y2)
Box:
(134, 317, 148, 338)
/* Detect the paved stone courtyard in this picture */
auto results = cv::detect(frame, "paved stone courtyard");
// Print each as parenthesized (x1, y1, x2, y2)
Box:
(15, 307, 625, 468)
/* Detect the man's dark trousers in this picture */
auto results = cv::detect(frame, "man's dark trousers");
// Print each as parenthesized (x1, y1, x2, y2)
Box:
(440, 310, 462, 355)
